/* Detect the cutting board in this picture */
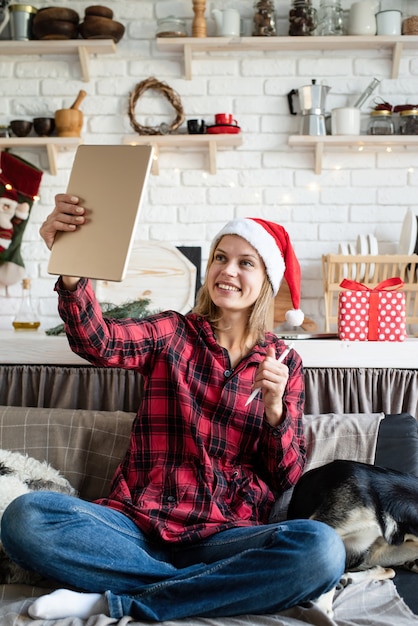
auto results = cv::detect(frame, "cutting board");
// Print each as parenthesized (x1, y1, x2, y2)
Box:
(95, 241, 197, 314)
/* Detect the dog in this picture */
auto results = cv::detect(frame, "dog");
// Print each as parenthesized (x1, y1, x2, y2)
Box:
(287, 459, 418, 616)
(0, 449, 76, 584)
(288, 459, 418, 578)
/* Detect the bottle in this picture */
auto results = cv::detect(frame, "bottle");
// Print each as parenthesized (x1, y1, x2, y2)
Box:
(12, 278, 41, 332)
(316, 0, 343, 36)
(253, 0, 277, 36)
(289, 0, 317, 36)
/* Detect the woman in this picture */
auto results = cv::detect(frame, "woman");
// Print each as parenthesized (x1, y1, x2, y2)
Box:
(1, 195, 345, 621)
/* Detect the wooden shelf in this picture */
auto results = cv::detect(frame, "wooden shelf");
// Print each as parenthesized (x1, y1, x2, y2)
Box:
(122, 134, 243, 174)
(288, 134, 418, 174)
(0, 137, 82, 175)
(0, 39, 116, 82)
(156, 35, 418, 80)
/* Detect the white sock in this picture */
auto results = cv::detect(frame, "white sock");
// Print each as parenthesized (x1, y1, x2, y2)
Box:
(28, 589, 108, 619)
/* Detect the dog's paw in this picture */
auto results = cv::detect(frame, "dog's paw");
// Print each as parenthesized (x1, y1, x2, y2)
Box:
(312, 588, 335, 617)
(368, 566, 395, 580)
(341, 566, 395, 585)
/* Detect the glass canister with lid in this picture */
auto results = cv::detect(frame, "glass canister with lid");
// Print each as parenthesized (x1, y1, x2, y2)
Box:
(289, 0, 317, 36)
(316, 0, 344, 35)
(156, 16, 187, 37)
(402, 1, 418, 35)
(253, 0, 277, 36)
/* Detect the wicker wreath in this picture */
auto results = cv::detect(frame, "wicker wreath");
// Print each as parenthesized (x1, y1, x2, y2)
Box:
(128, 77, 185, 135)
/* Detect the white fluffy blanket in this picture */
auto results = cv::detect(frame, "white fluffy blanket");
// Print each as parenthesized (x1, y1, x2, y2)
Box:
(0, 449, 76, 584)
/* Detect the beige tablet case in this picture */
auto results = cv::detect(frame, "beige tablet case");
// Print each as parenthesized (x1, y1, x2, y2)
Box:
(48, 144, 153, 282)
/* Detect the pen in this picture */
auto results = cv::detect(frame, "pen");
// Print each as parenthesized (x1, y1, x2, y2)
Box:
(244, 342, 294, 407)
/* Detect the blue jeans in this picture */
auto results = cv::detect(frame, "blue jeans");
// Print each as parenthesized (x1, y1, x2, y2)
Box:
(1, 492, 345, 621)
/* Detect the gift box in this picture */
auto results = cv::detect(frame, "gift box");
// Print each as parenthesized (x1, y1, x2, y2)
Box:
(338, 278, 406, 342)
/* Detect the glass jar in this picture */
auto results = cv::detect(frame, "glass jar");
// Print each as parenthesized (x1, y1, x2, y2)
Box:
(0, 125, 9, 138)
(316, 0, 343, 36)
(402, 17, 418, 34)
(156, 16, 187, 38)
(367, 110, 395, 136)
(399, 109, 418, 135)
(253, 0, 277, 36)
(289, 0, 317, 36)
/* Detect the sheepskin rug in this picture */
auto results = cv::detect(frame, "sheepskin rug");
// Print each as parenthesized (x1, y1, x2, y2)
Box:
(0, 449, 76, 585)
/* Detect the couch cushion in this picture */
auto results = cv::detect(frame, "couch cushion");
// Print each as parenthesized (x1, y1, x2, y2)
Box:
(0, 407, 134, 501)
(270, 412, 384, 522)
(303, 411, 385, 469)
(374, 413, 418, 477)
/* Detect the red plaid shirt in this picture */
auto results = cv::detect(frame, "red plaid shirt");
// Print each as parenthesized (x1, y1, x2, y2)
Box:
(57, 278, 306, 544)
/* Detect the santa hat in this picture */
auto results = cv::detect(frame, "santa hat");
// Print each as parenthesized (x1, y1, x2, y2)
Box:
(212, 217, 304, 326)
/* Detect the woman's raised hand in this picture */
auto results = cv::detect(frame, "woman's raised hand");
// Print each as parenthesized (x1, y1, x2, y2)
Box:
(39, 194, 85, 250)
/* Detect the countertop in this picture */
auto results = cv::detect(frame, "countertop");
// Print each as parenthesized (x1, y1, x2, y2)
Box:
(0, 331, 417, 368)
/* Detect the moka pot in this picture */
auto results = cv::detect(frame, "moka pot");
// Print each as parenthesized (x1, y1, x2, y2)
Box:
(287, 79, 331, 136)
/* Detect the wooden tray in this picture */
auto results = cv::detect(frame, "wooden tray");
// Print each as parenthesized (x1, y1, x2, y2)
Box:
(322, 254, 418, 332)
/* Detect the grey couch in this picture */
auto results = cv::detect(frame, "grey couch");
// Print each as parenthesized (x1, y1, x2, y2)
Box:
(0, 405, 416, 626)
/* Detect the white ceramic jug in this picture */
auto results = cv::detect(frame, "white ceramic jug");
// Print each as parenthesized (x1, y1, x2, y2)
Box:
(348, 0, 379, 35)
(212, 9, 240, 37)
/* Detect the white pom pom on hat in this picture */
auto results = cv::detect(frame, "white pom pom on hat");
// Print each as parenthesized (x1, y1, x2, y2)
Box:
(212, 217, 304, 327)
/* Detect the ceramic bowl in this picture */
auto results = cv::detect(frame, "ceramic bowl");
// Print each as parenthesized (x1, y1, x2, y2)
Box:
(85, 5, 114, 19)
(33, 18, 79, 40)
(79, 16, 125, 42)
(33, 7, 79, 23)
(32, 7, 80, 40)
(9, 120, 33, 137)
(33, 117, 55, 137)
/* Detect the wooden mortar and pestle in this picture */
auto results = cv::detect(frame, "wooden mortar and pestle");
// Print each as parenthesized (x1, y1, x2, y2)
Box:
(55, 90, 87, 137)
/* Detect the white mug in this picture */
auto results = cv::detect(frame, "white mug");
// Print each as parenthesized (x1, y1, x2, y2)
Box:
(376, 10, 402, 35)
(331, 107, 361, 135)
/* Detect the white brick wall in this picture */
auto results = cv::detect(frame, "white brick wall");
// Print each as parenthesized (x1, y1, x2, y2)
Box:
(1, 0, 417, 333)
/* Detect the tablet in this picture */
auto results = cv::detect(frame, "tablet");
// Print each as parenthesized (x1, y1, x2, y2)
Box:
(48, 144, 153, 282)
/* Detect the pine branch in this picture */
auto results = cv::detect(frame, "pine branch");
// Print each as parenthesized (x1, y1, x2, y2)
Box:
(45, 298, 155, 336)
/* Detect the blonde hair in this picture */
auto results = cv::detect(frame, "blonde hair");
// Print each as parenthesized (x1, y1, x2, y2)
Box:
(193, 237, 275, 343)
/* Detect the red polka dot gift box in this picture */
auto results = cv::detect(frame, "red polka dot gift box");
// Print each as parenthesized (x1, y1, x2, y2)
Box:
(338, 278, 406, 342)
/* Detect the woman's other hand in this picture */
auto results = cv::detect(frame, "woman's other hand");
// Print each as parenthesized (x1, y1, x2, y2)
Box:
(253, 346, 289, 427)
